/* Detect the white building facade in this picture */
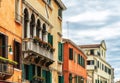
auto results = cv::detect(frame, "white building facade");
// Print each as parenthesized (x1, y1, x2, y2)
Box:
(79, 40, 114, 83)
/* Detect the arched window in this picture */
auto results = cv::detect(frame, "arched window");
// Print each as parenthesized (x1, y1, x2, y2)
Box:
(42, 23, 46, 41)
(30, 14, 35, 38)
(36, 19, 41, 37)
(24, 8, 29, 38)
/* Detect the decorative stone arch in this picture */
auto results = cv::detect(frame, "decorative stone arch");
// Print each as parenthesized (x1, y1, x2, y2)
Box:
(23, 8, 29, 38)
(42, 23, 47, 41)
(30, 13, 35, 38)
(36, 19, 41, 37)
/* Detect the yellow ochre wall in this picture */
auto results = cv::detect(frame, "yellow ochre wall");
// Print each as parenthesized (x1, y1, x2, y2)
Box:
(0, 0, 22, 83)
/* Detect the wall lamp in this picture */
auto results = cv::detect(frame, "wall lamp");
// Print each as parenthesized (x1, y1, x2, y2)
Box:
(0, 45, 13, 55)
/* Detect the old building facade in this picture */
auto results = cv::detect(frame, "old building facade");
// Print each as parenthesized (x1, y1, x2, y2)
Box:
(0, 0, 22, 83)
(22, 0, 66, 83)
(63, 39, 87, 83)
(79, 40, 113, 83)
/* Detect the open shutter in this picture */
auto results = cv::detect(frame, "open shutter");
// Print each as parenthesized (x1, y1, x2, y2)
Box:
(48, 33, 53, 46)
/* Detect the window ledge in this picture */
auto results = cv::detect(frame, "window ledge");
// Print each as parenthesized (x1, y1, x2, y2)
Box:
(58, 60, 63, 64)
(57, 32, 62, 37)
(58, 16, 62, 21)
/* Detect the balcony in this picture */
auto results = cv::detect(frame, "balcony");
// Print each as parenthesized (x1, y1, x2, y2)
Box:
(22, 37, 54, 67)
(0, 56, 17, 80)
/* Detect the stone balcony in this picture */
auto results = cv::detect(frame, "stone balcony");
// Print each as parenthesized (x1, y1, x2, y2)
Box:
(22, 37, 54, 67)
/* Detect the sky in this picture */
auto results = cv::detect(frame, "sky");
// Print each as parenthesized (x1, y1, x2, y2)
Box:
(62, 0, 120, 81)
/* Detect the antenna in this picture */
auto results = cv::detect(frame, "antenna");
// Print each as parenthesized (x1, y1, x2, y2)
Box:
(66, 21, 69, 39)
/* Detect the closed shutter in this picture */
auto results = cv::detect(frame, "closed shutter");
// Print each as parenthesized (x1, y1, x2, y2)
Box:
(42, 70, 46, 83)
(28, 65, 33, 81)
(58, 42, 63, 61)
(69, 48, 73, 60)
(47, 71, 52, 83)
(59, 76, 64, 83)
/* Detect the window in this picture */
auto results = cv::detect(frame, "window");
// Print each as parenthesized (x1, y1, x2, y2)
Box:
(97, 61, 99, 68)
(58, 8, 62, 18)
(108, 69, 111, 75)
(24, 64, 35, 81)
(58, 76, 64, 83)
(0, 33, 8, 58)
(87, 60, 94, 65)
(42, 70, 52, 83)
(47, 0, 51, 5)
(24, 8, 29, 38)
(90, 50, 94, 55)
(69, 73, 72, 83)
(69, 48, 73, 60)
(15, 0, 21, 23)
(30, 14, 35, 38)
(36, 19, 41, 38)
(14, 40, 21, 69)
(48, 33, 53, 46)
(58, 42, 63, 61)
(42, 23, 47, 41)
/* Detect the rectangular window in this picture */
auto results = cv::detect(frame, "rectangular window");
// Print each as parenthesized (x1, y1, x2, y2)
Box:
(58, 42, 63, 61)
(14, 40, 21, 69)
(58, 8, 62, 18)
(90, 49, 94, 55)
(87, 60, 94, 65)
(69, 48, 73, 60)
(108, 69, 111, 75)
(47, 0, 51, 5)
(97, 61, 99, 68)
(15, 0, 21, 23)
(0, 33, 8, 58)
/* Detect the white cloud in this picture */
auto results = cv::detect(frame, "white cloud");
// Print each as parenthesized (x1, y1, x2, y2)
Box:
(68, 10, 111, 22)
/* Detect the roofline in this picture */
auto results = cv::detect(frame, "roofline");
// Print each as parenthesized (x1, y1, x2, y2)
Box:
(63, 38, 87, 58)
(54, 0, 67, 10)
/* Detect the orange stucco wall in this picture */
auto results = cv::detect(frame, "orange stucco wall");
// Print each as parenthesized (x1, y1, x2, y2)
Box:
(0, 0, 22, 83)
(63, 42, 87, 83)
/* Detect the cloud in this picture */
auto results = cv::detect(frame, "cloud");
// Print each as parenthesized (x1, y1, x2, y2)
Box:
(68, 10, 111, 23)
(63, 0, 120, 81)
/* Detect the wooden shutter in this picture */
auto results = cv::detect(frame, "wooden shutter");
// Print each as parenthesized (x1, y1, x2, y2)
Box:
(48, 33, 53, 46)
(58, 42, 63, 61)
(69, 48, 73, 60)
(42, 70, 46, 83)
(28, 65, 33, 81)
(46, 71, 52, 83)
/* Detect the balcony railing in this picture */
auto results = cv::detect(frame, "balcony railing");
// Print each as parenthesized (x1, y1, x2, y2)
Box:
(22, 37, 54, 61)
(0, 56, 17, 79)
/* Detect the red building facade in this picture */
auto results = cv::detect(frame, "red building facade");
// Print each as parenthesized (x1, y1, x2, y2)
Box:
(63, 39, 87, 83)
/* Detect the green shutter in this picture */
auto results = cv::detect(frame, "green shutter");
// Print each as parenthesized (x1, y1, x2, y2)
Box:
(28, 65, 33, 81)
(51, 35, 53, 46)
(58, 42, 63, 61)
(78, 54, 80, 65)
(61, 76, 64, 83)
(47, 71, 52, 83)
(48, 33, 53, 46)
(42, 70, 46, 83)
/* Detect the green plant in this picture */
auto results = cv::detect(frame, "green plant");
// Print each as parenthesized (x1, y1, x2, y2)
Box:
(0, 56, 18, 65)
